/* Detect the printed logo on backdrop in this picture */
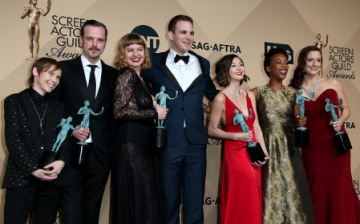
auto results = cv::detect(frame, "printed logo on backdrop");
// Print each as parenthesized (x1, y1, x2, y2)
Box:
(354, 180, 360, 195)
(203, 196, 220, 205)
(192, 42, 241, 53)
(21, 0, 52, 60)
(46, 15, 86, 59)
(132, 25, 160, 54)
(343, 122, 356, 130)
(327, 46, 355, 79)
(264, 42, 293, 64)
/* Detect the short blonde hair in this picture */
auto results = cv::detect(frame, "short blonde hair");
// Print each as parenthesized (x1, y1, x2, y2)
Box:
(114, 33, 151, 70)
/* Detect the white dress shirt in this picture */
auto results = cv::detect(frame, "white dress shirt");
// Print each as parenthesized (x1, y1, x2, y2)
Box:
(80, 55, 103, 143)
(166, 49, 202, 127)
(81, 54, 102, 97)
(166, 48, 202, 92)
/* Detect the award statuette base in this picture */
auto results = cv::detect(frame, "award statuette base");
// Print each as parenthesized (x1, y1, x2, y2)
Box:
(247, 142, 266, 163)
(73, 143, 91, 165)
(334, 132, 352, 151)
(295, 127, 309, 148)
(38, 151, 58, 171)
(153, 127, 168, 150)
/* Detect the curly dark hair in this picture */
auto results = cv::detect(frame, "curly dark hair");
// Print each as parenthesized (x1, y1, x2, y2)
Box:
(289, 46, 322, 89)
(264, 48, 288, 77)
(214, 54, 250, 87)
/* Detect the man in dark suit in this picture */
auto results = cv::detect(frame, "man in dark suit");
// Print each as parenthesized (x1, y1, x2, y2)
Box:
(50, 20, 117, 224)
(2, 57, 70, 224)
(141, 15, 218, 224)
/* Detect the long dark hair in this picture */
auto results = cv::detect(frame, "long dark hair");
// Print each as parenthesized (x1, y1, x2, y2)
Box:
(214, 54, 249, 87)
(289, 46, 322, 89)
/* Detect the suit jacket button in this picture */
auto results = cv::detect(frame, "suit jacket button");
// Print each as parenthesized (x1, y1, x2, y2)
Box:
(182, 107, 185, 110)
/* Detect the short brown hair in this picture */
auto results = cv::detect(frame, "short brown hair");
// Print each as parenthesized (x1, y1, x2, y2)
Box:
(28, 57, 62, 86)
(214, 54, 249, 87)
(80, 20, 108, 40)
(168, 15, 193, 33)
(113, 33, 151, 70)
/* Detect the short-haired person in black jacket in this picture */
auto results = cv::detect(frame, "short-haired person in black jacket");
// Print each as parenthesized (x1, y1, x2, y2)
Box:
(2, 57, 70, 224)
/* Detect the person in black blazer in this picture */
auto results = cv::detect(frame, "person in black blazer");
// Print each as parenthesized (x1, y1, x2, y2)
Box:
(2, 57, 69, 224)
(49, 20, 117, 224)
(141, 15, 218, 224)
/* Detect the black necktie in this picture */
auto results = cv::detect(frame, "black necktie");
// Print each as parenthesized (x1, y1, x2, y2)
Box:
(174, 54, 190, 64)
(87, 65, 97, 107)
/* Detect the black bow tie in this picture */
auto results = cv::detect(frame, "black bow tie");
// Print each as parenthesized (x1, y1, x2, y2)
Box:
(174, 54, 190, 64)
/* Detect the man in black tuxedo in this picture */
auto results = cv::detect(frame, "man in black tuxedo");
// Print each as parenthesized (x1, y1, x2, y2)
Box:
(50, 20, 117, 224)
(141, 15, 218, 224)
(2, 57, 70, 224)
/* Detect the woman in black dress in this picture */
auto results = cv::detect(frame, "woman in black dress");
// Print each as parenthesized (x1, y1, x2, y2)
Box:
(111, 33, 167, 224)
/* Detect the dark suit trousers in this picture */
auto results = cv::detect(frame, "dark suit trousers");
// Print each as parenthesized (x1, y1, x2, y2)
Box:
(61, 144, 110, 224)
(4, 179, 61, 224)
(161, 128, 207, 224)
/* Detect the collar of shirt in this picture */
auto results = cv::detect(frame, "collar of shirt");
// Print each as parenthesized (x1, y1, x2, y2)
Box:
(167, 48, 191, 65)
(81, 55, 102, 73)
(80, 55, 102, 94)
(29, 86, 48, 103)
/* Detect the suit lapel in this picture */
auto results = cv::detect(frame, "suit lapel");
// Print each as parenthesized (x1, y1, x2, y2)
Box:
(93, 60, 111, 111)
(160, 50, 182, 91)
(70, 57, 88, 102)
(185, 50, 206, 92)
(20, 90, 41, 153)
(44, 99, 56, 152)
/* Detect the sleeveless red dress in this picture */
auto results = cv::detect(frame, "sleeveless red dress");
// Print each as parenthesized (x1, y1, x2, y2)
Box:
(220, 92, 262, 224)
(302, 89, 360, 224)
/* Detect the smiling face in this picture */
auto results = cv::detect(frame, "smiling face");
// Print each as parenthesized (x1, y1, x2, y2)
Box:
(32, 65, 61, 96)
(80, 25, 107, 64)
(168, 20, 194, 55)
(267, 53, 288, 80)
(305, 50, 322, 76)
(229, 57, 245, 82)
(124, 44, 145, 73)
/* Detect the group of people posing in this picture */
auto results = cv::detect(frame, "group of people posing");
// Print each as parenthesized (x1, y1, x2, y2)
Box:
(2, 14, 360, 224)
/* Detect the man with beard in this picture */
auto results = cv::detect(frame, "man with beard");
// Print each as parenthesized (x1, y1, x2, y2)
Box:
(50, 20, 117, 224)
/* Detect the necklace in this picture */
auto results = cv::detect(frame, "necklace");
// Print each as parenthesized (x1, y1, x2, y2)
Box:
(302, 76, 320, 96)
(30, 99, 48, 130)
(226, 88, 241, 97)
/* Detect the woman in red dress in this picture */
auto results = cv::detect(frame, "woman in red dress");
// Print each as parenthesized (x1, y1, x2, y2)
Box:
(208, 54, 268, 224)
(290, 46, 360, 224)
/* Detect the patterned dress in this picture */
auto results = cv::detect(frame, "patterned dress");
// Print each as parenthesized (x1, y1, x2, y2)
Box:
(256, 86, 315, 224)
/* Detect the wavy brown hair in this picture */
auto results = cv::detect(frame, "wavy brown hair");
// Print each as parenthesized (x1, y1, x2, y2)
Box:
(214, 54, 249, 87)
(289, 46, 322, 89)
(28, 57, 62, 86)
(113, 33, 151, 70)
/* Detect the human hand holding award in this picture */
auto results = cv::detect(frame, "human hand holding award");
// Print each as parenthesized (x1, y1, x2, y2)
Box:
(153, 86, 178, 149)
(38, 116, 78, 170)
(73, 100, 104, 165)
(325, 98, 352, 151)
(233, 108, 265, 163)
(295, 89, 314, 148)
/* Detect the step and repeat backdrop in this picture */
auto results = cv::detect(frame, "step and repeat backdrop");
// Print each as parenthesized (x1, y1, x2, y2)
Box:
(1, 0, 360, 223)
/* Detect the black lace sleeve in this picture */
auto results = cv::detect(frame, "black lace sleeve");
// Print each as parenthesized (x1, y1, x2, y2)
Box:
(114, 68, 157, 120)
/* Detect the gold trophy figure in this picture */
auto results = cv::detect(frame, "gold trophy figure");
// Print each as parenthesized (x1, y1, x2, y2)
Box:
(21, 0, 51, 60)
(314, 33, 328, 75)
